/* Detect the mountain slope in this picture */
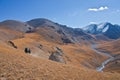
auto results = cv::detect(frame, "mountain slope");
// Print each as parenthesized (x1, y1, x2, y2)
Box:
(0, 27, 23, 41)
(27, 18, 95, 44)
(0, 20, 33, 32)
(97, 39, 120, 73)
(0, 43, 120, 80)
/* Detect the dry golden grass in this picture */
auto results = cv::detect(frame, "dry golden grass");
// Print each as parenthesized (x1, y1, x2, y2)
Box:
(0, 28, 120, 80)
(0, 27, 23, 41)
(59, 44, 107, 69)
(97, 40, 120, 73)
(97, 39, 120, 55)
(10, 32, 107, 69)
(0, 47, 120, 80)
(104, 60, 120, 73)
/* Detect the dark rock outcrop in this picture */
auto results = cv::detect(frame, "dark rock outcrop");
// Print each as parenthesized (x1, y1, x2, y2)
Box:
(61, 38, 72, 44)
(49, 47, 66, 63)
(8, 41, 17, 49)
(24, 48, 31, 54)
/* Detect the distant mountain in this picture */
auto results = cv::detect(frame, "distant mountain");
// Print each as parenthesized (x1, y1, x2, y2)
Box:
(0, 18, 95, 43)
(0, 20, 33, 32)
(27, 18, 58, 28)
(27, 18, 95, 44)
(83, 22, 120, 39)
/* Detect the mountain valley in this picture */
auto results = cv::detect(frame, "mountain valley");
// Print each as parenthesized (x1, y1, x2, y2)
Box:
(0, 18, 120, 80)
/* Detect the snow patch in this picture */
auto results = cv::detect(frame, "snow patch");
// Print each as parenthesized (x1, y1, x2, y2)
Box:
(97, 23, 106, 30)
(102, 25, 109, 32)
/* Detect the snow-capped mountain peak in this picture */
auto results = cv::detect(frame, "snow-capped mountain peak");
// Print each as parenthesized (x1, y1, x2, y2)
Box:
(82, 22, 120, 39)
(97, 22, 111, 32)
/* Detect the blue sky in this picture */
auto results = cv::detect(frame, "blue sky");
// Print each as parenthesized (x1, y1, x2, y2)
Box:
(0, 0, 120, 28)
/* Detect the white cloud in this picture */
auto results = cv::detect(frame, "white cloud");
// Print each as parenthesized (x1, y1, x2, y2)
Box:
(88, 6, 108, 12)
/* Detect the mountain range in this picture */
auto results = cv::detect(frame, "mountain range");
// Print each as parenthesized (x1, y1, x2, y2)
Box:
(1, 18, 120, 41)
(0, 18, 120, 80)
(83, 22, 120, 39)
(0, 18, 96, 44)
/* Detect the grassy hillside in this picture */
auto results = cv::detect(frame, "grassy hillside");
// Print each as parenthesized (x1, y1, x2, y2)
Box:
(97, 39, 120, 55)
(0, 45, 120, 80)
(0, 22, 120, 79)
(97, 40, 120, 73)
